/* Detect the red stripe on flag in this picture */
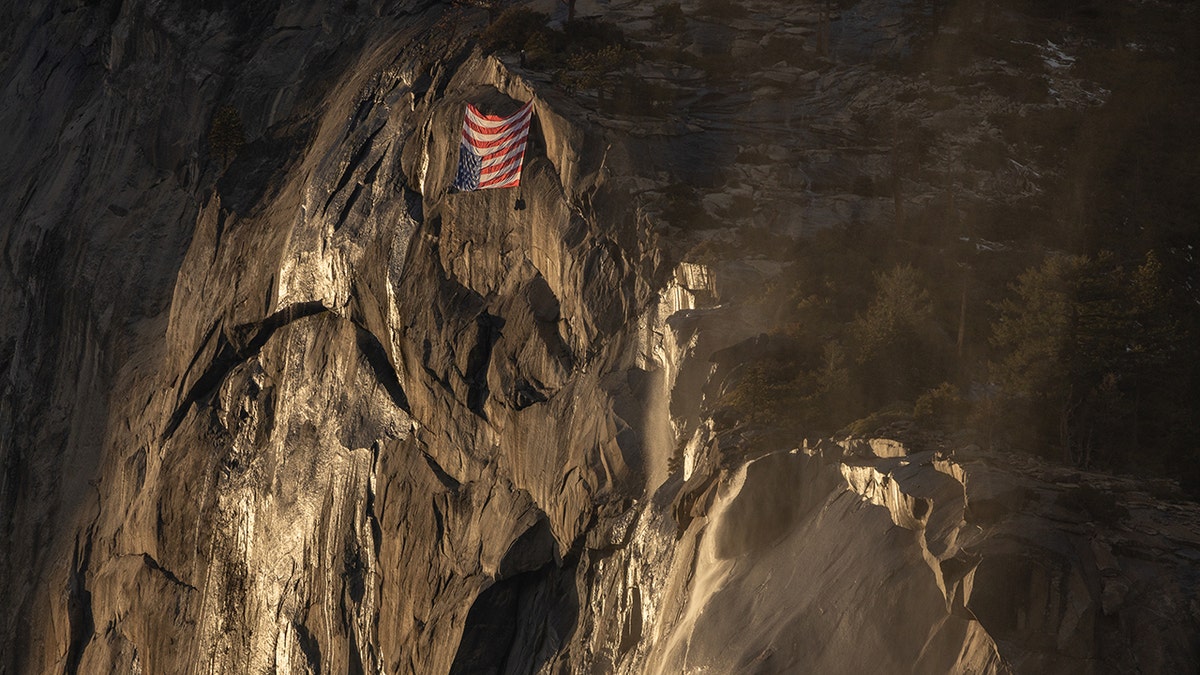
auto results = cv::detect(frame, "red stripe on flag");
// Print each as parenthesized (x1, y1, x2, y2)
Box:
(461, 117, 531, 150)
(461, 111, 530, 138)
(484, 173, 521, 189)
(462, 127, 530, 152)
(466, 104, 507, 122)
(481, 140, 527, 166)
(479, 162, 523, 188)
(481, 152, 525, 178)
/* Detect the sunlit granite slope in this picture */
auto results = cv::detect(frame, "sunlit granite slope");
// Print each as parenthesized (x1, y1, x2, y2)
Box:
(2, 0, 1198, 673)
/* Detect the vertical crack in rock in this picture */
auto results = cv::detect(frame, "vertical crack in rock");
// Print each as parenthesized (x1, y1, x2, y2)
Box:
(332, 184, 363, 233)
(325, 122, 386, 215)
(64, 529, 95, 675)
(354, 326, 410, 413)
(367, 442, 385, 561)
(465, 312, 504, 418)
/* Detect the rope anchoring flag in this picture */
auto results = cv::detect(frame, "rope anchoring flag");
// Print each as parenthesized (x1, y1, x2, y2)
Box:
(453, 101, 534, 191)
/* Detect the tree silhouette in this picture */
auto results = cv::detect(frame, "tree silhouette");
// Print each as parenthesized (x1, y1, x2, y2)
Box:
(850, 263, 944, 406)
(208, 105, 245, 168)
(990, 251, 1188, 467)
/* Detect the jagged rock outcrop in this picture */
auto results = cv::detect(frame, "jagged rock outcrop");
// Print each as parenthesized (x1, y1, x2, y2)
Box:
(2, 0, 1199, 673)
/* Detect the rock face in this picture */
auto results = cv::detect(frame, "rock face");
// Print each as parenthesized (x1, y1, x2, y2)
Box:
(2, 1, 1198, 674)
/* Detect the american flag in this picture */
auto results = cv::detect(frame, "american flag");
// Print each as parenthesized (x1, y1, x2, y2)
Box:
(453, 101, 534, 191)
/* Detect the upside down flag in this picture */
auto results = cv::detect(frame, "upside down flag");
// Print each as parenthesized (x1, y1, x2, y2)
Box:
(453, 101, 533, 191)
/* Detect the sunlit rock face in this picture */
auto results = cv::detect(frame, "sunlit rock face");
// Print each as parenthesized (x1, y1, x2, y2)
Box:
(3, 0, 1199, 674)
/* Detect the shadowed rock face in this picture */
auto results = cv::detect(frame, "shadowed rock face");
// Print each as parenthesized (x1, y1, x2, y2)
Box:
(2, 0, 1199, 673)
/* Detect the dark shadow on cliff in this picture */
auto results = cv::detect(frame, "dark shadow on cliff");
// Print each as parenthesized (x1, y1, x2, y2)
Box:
(449, 517, 579, 675)
(216, 121, 313, 216)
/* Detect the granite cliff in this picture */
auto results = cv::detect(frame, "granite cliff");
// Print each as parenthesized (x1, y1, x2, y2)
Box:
(2, 0, 1198, 673)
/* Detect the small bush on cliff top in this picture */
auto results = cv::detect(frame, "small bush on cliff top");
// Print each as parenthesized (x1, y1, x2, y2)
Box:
(479, 9, 640, 99)
(913, 382, 968, 430)
(479, 8, 549, 52)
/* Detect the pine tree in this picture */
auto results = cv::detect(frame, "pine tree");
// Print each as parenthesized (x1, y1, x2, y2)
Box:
(851, 263, 941, 406)
(990, 250, 1188, 468)
(990, 253, 1086, 460)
